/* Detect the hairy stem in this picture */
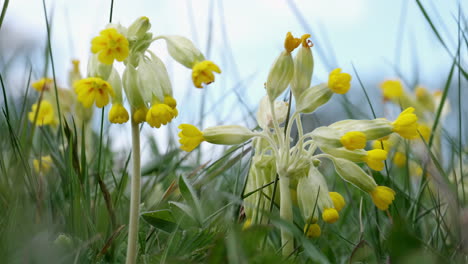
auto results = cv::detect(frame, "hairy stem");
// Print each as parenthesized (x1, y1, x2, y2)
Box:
(126, 118, 141, 264)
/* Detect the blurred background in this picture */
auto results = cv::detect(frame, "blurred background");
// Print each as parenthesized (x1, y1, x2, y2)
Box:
(0, 0, 466, 161)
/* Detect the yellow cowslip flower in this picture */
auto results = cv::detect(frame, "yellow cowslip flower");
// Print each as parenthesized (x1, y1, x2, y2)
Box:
(372, 137, 392, 151)
(242, 219, 252, 230)
(322, 208, 339, 223)
(304, 223, 321, 238)
(178, 124, 205, 152)
(380, 79, 403, 100)
(393, 152, 406, 168)
(28, 100, 57, 126)
(191, 60, 221, 88)
(74, 77, 115, 108)
(133, 106, 148, 124)
(340, 131, 366, 150)
(329, 192, 345, 212)
(363, 149, 387, 171)
(164, 96, 177, 109)
(33, 155, 52, 173)
(328, 68, 351, 94)
(108, 103, 129, 124)
(392, 107, 418, 139)
(284, 32, 301, 53)
(146, 103, 177, 128)
(32, 78, 53, 92)
(415, 85, 428, 99)
(91, 28, 129, 65)
(417, 123, 431, 142)
(370, 186, 395, 210)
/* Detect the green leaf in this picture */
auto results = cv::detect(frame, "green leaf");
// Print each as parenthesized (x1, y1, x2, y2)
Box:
(142, 209, 177, 233)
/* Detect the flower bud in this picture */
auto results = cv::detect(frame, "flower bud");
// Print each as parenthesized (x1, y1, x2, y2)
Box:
(202, 125, 254, 145)
(329, 118, 393, 140)
(296, 83, 333, 113)
(256, 95, 289, 129)
(122, 65, 145, 108)
(329, 157, 378, 192)
(266, 50, 294, 101)
(291, 34, 314, 99)
(127, 16, 151, 40)
(156, 35, 205, 68)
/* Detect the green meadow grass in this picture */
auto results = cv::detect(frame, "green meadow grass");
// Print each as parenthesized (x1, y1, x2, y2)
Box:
(0, 0, 467, 263)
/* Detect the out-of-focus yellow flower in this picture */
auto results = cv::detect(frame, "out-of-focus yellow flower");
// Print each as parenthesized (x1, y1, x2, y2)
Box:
(370, 186, 395, 210)
(74, 77, 115, 108)
(392, 107, 418, 139)
(146, 103, 177, 128)
(304, 223, 321, 238)
(28, 100, 57, 126)
(108, 103, 129, 124)
(33, 155, 52, 173)
(372, 137, 392, 151)
(328, 68, 351, 94)
(363, 149, 387, 171)
(340, 131, 366, 150)
(133, 106, 148, 124)
(393, 152, 406, 168)
(242, 218, 252, 230)
(417, 123, 431, 142)
(322, 208, 339, 223)
(178, 124, 205, 152)
(381, 79, 403, 100)
(284, 32, 301, 53)
(329, 192, 345, 212)
(191, 61, 221, 88)
(91, 28, 129, 65)
(32, 78, 54, 92)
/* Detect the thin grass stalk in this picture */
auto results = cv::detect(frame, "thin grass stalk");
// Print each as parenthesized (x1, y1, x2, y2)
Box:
(125, 117, 141, 264)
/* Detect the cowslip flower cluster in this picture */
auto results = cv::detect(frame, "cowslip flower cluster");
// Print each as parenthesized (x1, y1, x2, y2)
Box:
(178, 32, 412, 255)
(75, 17, 220, 127)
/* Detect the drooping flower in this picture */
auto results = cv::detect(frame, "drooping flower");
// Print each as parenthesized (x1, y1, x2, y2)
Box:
(304, 223, 321, 238)
(28, 100, 57, 126)
(191, 60, 221, 88)
(108, 103, 129, 124)
(363, 149, 388, 171)
(370, 186, 395, 210)
(329, 192, 346, 212)
(178, 124, 205, 152)
(146, 103, 177, 128)
(381, 79, 403, 100)
(392, 107, 418, 139)
(133, 106, 148, 124)
(91, 28, 129, 65)
(74, 77, 115, 108)
(340, 131, 366, 150)
(328, 68, 351, 94)
(32, 78, 54, 92)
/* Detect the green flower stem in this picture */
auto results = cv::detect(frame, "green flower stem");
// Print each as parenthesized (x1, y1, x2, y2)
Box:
(126, 117, 141, 264)
(279, 172, 294, 256)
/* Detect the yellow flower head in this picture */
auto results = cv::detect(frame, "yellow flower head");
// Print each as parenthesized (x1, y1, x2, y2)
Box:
(380, 79, 403, 100)
(329, 192, 346, 212)
(393, 152, 406, 168)
(108, 103, 129, 124)
(146, 103, 177, 128)
(133, 106, 148, 124)
(304, 223, 321, 238)
(322, 208, 339, 223)
(28, 100, 57, 126)
(91, 28, 129, 65)
(284, 32, 301, 53)
(74, 77, 115, 108)
(340, 131, 366, 150)
(191, 60, 221, 88)
(33, 155, 52, 174)
(363, 149, 387, 171)
(328, 68, 351, 94)
(32, 78, 54, 92)
(164, 96, 177, 109)
(417, 123, 431, 142)
(370, 186, 395, 210)
(300, 33, 312, 48)
(372, 138, 392, 151)
(178, 124, 205, 152)
(392, 107, 418, 139)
